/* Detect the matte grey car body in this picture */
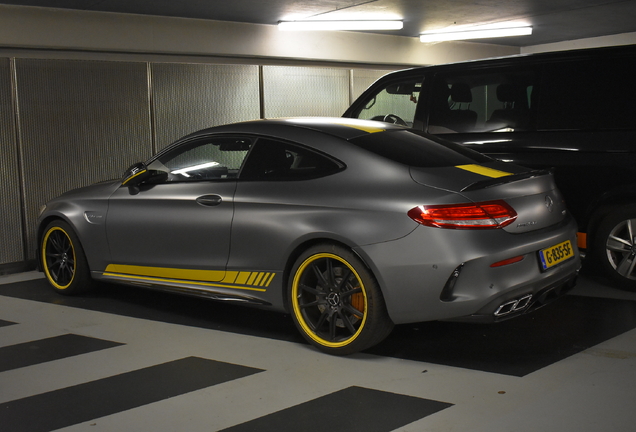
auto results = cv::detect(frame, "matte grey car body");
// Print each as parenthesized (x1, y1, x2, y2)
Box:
(38, 118, 580, 354)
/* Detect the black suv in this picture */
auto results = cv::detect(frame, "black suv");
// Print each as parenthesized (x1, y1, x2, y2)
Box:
(344, 44, 636, 290)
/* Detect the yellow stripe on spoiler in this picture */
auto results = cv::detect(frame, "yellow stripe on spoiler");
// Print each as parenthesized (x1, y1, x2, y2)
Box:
(456, 164, 512, 178)
(294, 118, 386, 134)
(336, 122, 386, 134)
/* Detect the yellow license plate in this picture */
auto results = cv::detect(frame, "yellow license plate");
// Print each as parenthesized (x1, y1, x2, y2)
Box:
(538, 240, 575, 271)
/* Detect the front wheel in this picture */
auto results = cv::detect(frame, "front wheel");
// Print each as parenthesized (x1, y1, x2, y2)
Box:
(592, 206, 636, 291)
(288, 244, 393, 355)
(41, 220, 93, 295)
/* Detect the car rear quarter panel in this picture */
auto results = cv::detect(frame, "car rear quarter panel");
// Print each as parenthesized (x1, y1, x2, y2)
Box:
(356, 215, 580, 324)
(228, 163, 467, 310)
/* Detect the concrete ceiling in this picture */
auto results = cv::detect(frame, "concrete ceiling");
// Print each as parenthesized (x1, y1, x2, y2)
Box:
(2, 0, 636, 47)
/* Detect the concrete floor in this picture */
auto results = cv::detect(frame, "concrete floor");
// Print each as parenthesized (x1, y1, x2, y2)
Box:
(1, 270, 635, 431)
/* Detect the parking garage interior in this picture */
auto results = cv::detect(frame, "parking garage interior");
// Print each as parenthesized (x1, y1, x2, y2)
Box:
(1, 1, 636, 431)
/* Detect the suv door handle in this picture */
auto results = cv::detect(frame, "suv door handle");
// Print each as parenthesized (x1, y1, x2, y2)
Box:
(196, 195, 223, 206)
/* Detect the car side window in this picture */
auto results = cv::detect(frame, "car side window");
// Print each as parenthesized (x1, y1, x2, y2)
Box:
(352, 77, 423, 127)
(240, 138, 342, 181)
(148, 137, 253, 182)
(427, 69, 536, 134)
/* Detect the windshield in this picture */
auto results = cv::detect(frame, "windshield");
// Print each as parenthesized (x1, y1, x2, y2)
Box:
(353, 77, 423, 128)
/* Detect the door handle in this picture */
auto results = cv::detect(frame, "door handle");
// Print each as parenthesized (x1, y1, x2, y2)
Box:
(196, 195, 223, 206)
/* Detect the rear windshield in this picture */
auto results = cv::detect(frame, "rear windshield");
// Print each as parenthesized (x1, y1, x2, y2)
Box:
(348, 129, 491, 168)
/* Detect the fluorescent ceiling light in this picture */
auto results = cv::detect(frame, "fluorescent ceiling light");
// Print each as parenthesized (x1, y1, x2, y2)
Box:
(278, 20, 403, 31)
(420, 24, 532, 42)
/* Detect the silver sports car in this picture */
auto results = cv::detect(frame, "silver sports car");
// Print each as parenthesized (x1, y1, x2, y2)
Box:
(38, 118, 580, 355)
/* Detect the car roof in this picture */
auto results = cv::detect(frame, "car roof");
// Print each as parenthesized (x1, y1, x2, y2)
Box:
(187, 117, 406, 141)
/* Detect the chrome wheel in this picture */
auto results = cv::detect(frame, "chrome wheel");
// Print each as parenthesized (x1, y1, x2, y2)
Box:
(593, 206, 636, 291)
(605, 218, 636, 281)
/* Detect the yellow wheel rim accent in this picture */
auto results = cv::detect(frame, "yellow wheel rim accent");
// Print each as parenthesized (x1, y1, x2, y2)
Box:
(42, 226, 76, 290)
(291, 252, 368, 348)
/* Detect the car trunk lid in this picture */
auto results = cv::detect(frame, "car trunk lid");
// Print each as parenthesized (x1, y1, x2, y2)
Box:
(409, 163, 569, 233)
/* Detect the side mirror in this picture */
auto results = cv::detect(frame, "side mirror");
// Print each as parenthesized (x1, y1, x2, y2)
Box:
(121, 163, 169, 187)
(122, 162, 149, 187)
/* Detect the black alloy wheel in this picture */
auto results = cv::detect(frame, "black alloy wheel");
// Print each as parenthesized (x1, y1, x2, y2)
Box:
(289, 244, 393, 355)
(41, 220, 93, 294)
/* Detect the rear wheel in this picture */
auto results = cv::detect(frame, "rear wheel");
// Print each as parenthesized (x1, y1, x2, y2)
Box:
(289, 244, 393, 355)
(593, 206, 636, 291)
(41, 220, 93, 295)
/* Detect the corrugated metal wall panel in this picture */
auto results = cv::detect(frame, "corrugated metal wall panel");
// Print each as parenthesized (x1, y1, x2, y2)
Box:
(0, 58, 24, 265)
(262, 66, 349, 118)
(15, 59, 152, 258)
(151, 63, 260, 150)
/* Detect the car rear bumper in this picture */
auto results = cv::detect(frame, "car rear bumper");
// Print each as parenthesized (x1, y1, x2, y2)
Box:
(446, 269, 579, 323)
(355, 216, 581, 325)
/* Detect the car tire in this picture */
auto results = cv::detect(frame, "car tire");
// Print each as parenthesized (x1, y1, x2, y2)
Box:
(592, 206, 636, 291)
(288, 244, 394, 355)
(41, 220, 93, 295)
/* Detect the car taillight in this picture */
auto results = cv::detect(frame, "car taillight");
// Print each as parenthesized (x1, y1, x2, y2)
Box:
(408, 200, 517, 229)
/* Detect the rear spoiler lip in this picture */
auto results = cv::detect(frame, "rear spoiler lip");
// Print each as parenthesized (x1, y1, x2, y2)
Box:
(460, 169, 553, 192)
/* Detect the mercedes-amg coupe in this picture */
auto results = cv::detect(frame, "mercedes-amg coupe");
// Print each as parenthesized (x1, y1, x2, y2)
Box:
(38, 118, 580, 354)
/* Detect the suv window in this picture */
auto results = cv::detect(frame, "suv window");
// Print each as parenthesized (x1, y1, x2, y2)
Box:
(428, 69, 536, 134)
(354, 77, 423, 127)
(539, 57, 636, 130)
(240, 138, 342, 180)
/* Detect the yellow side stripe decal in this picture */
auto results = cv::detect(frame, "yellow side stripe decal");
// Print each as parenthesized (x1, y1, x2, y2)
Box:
(103, 264, 275, 291)
(456, 164, 512, 178)
(104, 264, 230, 282)
(222, 271, 275, 287)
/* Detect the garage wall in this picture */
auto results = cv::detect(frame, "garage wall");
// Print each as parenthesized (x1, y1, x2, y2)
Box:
(151, 63, 261, 150)
(0, 58, 23, 266)
(0, 56, 389, 271)
(14, 59, 153, 256)
(262, 66, 351, 118)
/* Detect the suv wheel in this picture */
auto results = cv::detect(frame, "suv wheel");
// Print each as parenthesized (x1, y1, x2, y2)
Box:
(593, 206, 636, 291)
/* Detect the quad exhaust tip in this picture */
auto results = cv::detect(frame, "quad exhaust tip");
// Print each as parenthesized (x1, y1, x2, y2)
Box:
(494, 294, 533, 317)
